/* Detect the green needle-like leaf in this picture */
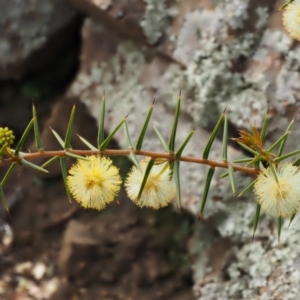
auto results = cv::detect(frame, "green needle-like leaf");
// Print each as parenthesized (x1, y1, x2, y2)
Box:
(260, 110, 270, 143)
(238, 180, 257, 197)
(267, 131, 290, 153)
(51, 128, 65, 148)
(173, 160, 181, 208)
(100, 118, 125, 151)
(232, 158, 254, 164)
(277, 216, 283, 243)
(60, 157, 71, 202)
(0, 143, 8, 157)
(278, 118, 295, 157)
(236, 142, 259, 156)
(20, 159, 49, 173)
(275, 149, 300, 162)
(124, 118, 134, 149)
(14, 117, 35, 156)
(129, 151, 141, 171)
(168, 93, 181, 153)
(278, 0, 294, 11)
(168, 161, 174, 177)
(65, 152, 89, 161)
(222, 110, 228, 161)
(77, 135, 97, 150)
(199, 167, 215, 216)
(288, 212, 296, 227)
(137, 158, 155, 200)
(220, 171, 229, 178)
(97, 93, 106, 147)
(253, 160, 260, 169)
(202, 113, 225, 159)
(176, 129, 195, 158)
(268, 162, 278, 183)
(153, 126, 169, 152)
(252, 203, 261, 241)
(0, 185, 8, 211)
(247, 154, 266, 167)
(293, 156, 300, 166)
(41, 156, 59, 169)
(1, 162, 17, 187)
(32, 104, 43, 151)
(249, 124, 255, 136)
(136, 101, 154, 150)
(228, 165, 236, 195)
(64, 105, 76, 150)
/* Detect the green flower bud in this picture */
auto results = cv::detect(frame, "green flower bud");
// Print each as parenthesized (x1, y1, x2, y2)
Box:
(0, 127, 15, 149)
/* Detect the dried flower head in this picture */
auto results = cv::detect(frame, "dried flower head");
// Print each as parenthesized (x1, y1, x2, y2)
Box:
(254, 163, 300, 217)
(125, 158, 176, 209)
(282, 2, 300, 41)
(67, 155, 122, 210)
(232, 127, 275, 164)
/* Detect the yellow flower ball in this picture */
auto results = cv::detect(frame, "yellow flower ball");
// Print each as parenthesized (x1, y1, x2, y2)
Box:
(125, 158, 176, 209)
(67, 155, 122, 210)
(282, 3, 300, 41)
(254, 163, 300, 217)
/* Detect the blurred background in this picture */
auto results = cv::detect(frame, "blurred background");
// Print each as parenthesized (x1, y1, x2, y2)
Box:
(0, 0, 300, 299)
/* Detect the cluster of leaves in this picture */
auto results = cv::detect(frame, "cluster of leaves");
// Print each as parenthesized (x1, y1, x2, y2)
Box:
(231, 113, 300, 239)
(0, 94, 300, 239)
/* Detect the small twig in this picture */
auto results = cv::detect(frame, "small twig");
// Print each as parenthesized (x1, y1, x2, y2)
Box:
(0, 149, 260, 175)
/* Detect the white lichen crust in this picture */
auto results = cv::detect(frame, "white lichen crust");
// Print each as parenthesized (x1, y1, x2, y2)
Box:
(140, 0, 177, 45)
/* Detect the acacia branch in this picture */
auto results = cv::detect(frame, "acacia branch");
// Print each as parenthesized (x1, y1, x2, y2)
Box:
(0, 149, 259, 175)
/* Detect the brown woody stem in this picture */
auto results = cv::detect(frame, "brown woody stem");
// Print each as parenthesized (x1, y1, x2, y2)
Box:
(0, 149, 260, 175)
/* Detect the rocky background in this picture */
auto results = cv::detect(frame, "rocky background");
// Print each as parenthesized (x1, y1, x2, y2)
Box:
(1, 0, 300, 299)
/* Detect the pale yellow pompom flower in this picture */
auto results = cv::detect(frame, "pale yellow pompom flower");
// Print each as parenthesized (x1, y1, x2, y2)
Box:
(282, 2, 300, 41)
(67, 155, 122, 210)
(125, 159, 176, 209)
(254, 163, 300, 217)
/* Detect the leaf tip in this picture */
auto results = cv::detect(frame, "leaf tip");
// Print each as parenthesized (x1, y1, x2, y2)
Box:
(292, 111, 298, 122)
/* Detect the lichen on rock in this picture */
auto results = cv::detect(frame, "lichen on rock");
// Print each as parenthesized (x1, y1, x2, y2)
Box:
(140, 0, 177, 45)
(66, 2, 300, 298)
